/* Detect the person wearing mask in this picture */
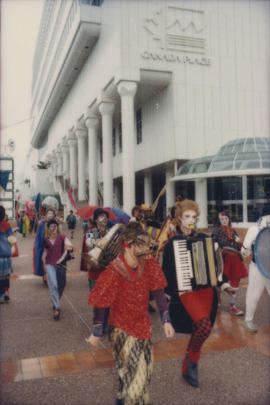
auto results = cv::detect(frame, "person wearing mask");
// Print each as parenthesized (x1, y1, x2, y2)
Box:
(162, 199, 233, 388)
(43, 219, 73, 320)
(85, 208, 113, 290)
(66, 210, 77, 239)
(0, 205, 16, 303)
(129, 205, 142, 223)
(212, 211, 247, 316)
(241, 206, 270, 332)
(87, 222, 174, 405)
(33, 208, 57, 279)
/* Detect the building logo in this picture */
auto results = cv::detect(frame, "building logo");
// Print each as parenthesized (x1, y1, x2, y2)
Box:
(142, 6, 210, 65)
(143, 6, 206, 54)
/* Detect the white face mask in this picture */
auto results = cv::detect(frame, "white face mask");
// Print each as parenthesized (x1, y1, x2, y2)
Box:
(46, 211, 54, 220)
(180, 210, 197, 230)
(219, 215, 229, 226)
(97, 215, 107, 226)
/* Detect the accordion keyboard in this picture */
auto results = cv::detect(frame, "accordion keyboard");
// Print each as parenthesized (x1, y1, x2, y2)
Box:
(173, 239, 193, 292)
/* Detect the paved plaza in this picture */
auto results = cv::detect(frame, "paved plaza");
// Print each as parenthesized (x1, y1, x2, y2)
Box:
(1, 225, 270, 405)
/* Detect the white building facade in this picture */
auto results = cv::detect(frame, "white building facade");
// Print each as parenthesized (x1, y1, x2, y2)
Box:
(30, 0, 270, 226)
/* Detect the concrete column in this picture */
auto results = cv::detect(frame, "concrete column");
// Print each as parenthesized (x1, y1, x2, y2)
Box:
(85, 112, 99, 205)
(61, 138, 70, 181)
(46, 154, 53, 184)
(75, 120, 88, 202)
(195, 178, 208, 229)
(51, 152, 58, 193)
(165, 165, 175, 213)
(242, 175, 248, 223)
(144, 171, 152, 205)
(117, 81, 137, 214)
(56, 145, 63, 176)
(67, 129, 78, 189)
(99, 101, 115, 207)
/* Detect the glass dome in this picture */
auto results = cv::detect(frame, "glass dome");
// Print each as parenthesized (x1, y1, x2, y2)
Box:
(176, 137, 270, 176)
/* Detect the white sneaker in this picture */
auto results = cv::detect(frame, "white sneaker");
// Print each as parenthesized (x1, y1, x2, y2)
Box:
(245, 320, 258, 333)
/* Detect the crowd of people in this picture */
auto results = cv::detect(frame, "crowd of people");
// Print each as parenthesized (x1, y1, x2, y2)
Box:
(1, 197, 270, 405)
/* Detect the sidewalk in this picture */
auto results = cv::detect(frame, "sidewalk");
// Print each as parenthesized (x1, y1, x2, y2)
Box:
(1, 225, 270, 405)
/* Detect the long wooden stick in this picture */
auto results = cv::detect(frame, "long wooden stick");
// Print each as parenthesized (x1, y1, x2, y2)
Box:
(151, 184, 167, 214)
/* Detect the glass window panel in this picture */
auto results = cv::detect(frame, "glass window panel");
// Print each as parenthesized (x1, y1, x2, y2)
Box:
(194, 163, 208, 173)
(232, 141, 243, 152)
(213, 153, 235, 162)
(262, 160, 270, 168)
(210, 161, 234, 171)
(207, 203, 243, 223)
(240, 160, 260, 169)
(244, 139, 255, 152)
(235, 152, 260, 160)
(234, 162, 242, 170)
(247, 175, 270, 199)
(248, 204, 261, 222)
(256, 141, 268, 151)
(175, 181, 195, 201)
(224, 145, 235, 154)
(207, 177, 242, 201)
(260, 152, 270, 159)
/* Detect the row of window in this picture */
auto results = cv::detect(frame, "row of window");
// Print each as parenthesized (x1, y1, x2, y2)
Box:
(175, 175, 270, 223)
(99, 108, 142, 162)
(207, 176, 270, 201)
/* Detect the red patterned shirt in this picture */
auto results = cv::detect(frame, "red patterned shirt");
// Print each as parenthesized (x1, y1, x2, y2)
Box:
(88, 254, 167, 339)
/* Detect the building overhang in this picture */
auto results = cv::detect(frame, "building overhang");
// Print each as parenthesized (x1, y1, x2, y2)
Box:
(171, 168, 270, 182)
(31, 4, 101, 149)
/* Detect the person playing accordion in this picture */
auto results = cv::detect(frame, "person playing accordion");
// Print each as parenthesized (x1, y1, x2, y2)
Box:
(162, 199, 233, 388)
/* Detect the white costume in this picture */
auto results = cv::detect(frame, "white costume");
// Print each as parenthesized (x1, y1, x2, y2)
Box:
(241, 215, 270, 330)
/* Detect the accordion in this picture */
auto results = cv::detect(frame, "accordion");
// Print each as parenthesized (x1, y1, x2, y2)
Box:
(173, 236, 222, 292)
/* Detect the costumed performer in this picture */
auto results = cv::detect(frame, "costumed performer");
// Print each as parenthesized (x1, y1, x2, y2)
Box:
(0, 205, 16, 303)
(241, 206, 270, 332)
(84, 208, 114, 333)
(18, 210, 30, 238)
(66, 209, 77, 239)
(33, 208, 57, 280)
(87, 222, 175, 405)
(84, 208, 114, 291)
(43, 219, 73, 320)
(212, 211, 247, 316)
(162, 199, 233, 388)
(129, 205, 142, 223)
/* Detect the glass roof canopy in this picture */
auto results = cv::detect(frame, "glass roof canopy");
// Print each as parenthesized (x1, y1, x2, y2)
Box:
(173, 137, 270, 181)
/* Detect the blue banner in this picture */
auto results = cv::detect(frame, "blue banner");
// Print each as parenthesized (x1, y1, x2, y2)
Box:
(0, 170, 11, 191)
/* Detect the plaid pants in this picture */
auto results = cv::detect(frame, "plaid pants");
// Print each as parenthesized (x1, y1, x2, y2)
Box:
(109, 326, 153, 405)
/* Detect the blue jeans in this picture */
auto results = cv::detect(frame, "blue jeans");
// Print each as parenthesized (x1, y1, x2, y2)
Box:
(46, 264, 66, 310)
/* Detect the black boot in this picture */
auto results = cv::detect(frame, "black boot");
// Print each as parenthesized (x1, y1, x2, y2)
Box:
(182, 356, 199, 388)
(115, 399, 124, 405)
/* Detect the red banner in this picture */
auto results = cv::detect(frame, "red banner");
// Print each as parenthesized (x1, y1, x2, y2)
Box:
(68, 187, 78, 211)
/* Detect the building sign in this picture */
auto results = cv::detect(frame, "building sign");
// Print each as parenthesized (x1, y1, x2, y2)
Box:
(142, 5, 210, 65)
(141, 51, 211, 65)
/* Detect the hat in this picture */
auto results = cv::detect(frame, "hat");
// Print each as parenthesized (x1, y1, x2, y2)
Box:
(140, 204, 152, 211)
(93, 208, 109, 222)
